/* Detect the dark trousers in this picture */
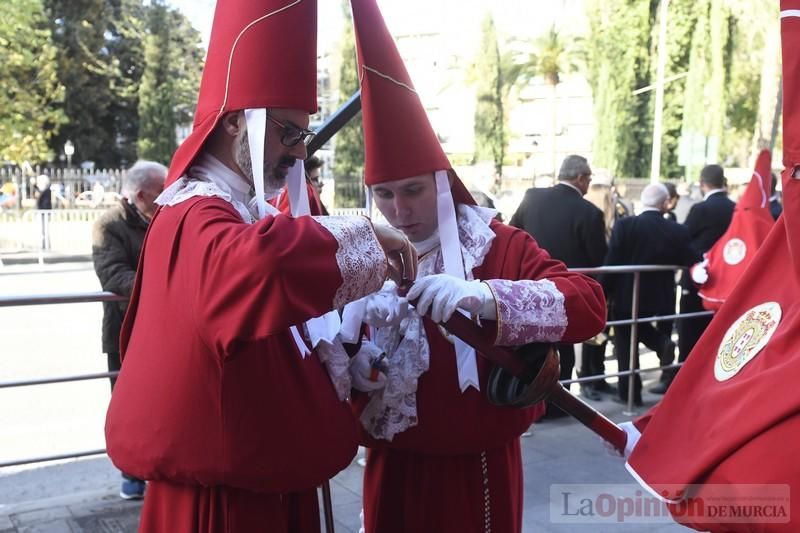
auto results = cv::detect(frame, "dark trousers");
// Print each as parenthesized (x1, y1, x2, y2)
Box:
(107, 352, 141, 483)
(678, 290, 712, 363)
(107, 352, 121, 391)
(614, 323, 671, 401)
(556, 343, 575, 385)
(580, 341, 608, 387)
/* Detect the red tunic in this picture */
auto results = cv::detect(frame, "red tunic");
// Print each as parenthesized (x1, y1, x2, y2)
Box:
(105, 197, 387, 532)
(356, 221, 606, 533)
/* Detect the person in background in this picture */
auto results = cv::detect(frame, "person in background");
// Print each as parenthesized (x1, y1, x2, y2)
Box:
(305, 154, 328, 215)
(91, 160, 167, 500)
(663, 182, 679, 222)
(770, 172, 783, 220)
(510, 154, 608, 414)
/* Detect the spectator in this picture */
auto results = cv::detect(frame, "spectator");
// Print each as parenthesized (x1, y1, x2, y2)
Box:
(91, 160, 167, 500)
(603, 183, 700, 404)
(510, 154, 608, 411)
(663, 182, 679, 222)
(677, 164, 735, 369)
(35, 174, 52, 210)
(305, 154, 328, 215)
(770, 172, 783, 220)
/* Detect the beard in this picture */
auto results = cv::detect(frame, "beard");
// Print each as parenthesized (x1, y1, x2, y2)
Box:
(233, 132, 296, 196)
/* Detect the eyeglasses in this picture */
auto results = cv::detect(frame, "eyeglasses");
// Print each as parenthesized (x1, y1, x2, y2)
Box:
(266, 113, 316, 147)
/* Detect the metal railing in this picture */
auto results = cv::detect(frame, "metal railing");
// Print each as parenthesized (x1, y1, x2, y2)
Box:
(0, 264, 714, 468)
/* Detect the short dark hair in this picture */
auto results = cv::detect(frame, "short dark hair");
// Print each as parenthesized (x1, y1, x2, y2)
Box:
(305, 155, 323, 172)
(663, 182, 678, 199)
(700, 164, 725, 189)
(771, 172, 778, 194)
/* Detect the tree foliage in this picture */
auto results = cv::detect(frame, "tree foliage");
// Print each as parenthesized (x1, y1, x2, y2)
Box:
(472, 14, 506, 179)
(0, 0, 66, 165)
(332, 0, 365, 208)
(137, 0, 177, 164)
(586, 0, 656, 178)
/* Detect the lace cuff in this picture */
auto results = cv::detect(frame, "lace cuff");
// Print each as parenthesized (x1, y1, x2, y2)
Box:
(313, 216, 388, 309)
(314, 338, 352, 401)
(485, 279, 567, 345)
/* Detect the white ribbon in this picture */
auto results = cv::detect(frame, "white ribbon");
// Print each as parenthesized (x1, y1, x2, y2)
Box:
(244, 109, 267, 220)
(435, 170, 479, 392)
(285, 159, 343, 347)
(245, 109, 311, 357)
(287, 159, 311, 217)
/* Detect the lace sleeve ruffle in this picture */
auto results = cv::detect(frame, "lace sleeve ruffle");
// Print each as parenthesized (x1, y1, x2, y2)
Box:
(485, 278, 568, 345)
(312, 216, 388, 309)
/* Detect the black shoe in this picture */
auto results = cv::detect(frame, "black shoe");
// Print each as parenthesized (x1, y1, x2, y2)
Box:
(649, 382, 669, 395)
(612, 396, 643, 407)
(594, 381, 617, 395)
(580, 384, 601, 401)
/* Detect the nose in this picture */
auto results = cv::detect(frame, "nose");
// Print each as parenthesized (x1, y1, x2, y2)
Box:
(288, 142, 307, 161)
(392, 195, 412, 218)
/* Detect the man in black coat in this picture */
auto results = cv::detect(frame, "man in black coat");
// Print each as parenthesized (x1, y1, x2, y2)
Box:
(510, 155, 608, 407)
(674, 164, 735, 385)
(603, 184, 701, 404)
(92, 160, 166, 499)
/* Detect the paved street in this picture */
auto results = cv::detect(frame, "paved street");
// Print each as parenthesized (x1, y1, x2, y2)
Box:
(0, 264, 687, 532)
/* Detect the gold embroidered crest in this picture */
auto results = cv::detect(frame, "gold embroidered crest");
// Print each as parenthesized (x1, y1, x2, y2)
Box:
(715, 302, 781, 381)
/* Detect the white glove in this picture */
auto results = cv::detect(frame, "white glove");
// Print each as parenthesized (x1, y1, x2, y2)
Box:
(406, 274, 495, 324)
(603, 421, 641, 459)
(363, 282, 409, 328)
(690, 257, 709, 285)
(349, 340, 387, 392)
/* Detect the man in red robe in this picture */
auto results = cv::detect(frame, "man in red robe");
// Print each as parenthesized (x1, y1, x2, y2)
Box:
(344, 1, 607, 531)
(616, 4, 800, 530)
(103, 1, 415, 531)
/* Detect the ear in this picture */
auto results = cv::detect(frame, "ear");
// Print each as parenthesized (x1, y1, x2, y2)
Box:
(220, 111, 244, 138)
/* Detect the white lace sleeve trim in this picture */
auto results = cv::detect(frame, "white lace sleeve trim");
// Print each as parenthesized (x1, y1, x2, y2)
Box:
(312, 216, 388, 309)
(485, 278, 568, 345)
(156, 177, 254, 223)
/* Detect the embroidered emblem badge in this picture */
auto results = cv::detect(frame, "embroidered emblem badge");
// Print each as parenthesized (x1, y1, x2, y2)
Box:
(723, 238, 747, 265)
(715, 302, 781, 381)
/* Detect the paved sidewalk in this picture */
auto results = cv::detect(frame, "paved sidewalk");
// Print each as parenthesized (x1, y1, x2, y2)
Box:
(0, 387, 687, 533)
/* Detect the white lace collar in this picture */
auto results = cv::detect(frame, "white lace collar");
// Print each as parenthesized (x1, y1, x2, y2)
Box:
(360, 203, 497, 441)
(154, 152, 281, 223)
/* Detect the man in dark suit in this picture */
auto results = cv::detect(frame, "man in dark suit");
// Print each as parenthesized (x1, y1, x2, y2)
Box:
(603, 184, 701, 405)
(510, 155, 608, 406)
(671, 164, 735, 389)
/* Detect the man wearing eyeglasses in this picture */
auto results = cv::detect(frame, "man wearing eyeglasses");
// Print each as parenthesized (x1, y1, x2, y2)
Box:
(104, 1, 416, 531)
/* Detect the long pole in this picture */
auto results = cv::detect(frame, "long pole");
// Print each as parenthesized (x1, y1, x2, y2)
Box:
(650, 0, 669, 183)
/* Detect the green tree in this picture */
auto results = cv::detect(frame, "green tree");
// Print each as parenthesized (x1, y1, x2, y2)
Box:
(472, 14, 506, 183)
(0, 0, 66, 165)
(137, 0, 177, 164)
(332, 0, 365, 208)
(106, 0, 147, 167)
(653, 0, 699, 178)
(46, 0, 117, 167)
(586, 0, 656, 177)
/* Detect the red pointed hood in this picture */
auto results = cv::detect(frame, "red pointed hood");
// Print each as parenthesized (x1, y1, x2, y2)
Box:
(624, 5, 800, 522)
(350, 0, 475, 205)
(165, 0, 317, 186)
(738, 149, 772, 209)
(697, 149, 775, 310)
